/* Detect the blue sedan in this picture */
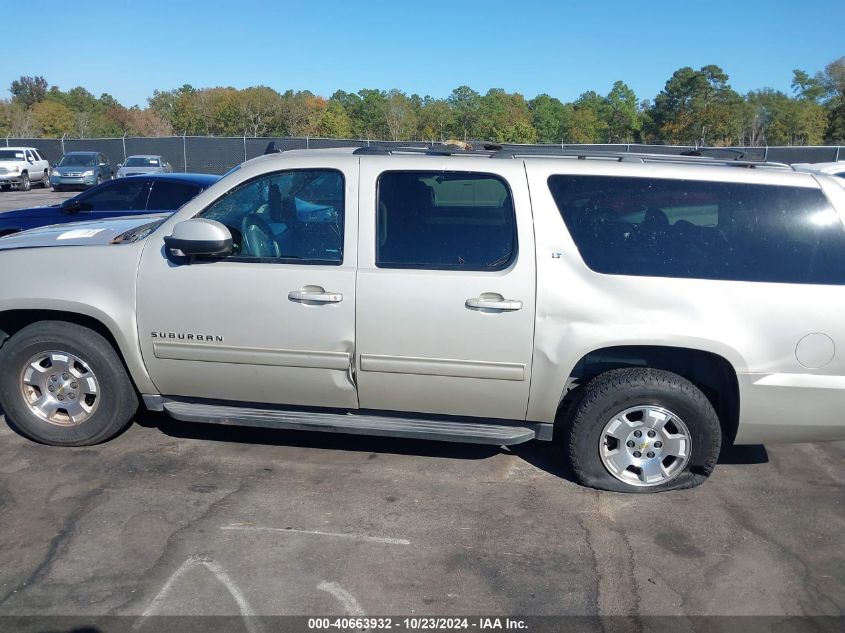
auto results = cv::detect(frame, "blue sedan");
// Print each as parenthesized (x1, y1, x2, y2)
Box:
(0, 173, 219, 237)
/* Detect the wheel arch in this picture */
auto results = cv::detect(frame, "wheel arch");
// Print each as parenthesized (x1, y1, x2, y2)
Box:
(0, 307, 155, 395)
(557, 345, 740, 446)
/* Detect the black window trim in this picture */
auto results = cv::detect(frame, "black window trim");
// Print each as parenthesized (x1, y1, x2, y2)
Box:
(193, 167, 346, 267)
(375, 169, 519, 272)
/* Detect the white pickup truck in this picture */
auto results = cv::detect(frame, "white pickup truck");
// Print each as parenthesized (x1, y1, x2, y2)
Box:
(0, 146, 50, 191)
(1, 145, 844, 493)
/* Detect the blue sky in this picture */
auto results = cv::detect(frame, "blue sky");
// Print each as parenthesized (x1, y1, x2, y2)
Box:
(9, 0, 844, 107)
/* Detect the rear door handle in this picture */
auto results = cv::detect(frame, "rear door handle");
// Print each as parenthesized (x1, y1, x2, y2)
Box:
(288, 288, 343, 303)
(465, 296, 523, 311)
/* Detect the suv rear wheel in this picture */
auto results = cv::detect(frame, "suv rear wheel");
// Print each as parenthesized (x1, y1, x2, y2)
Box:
(0, 321, 138, 445)
(565, 368, 721, 492)
(41, 170, 50, 188)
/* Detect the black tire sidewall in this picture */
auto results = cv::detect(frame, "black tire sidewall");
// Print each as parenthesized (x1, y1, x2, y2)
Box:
(0, 323, 137, 446)
(568, 371, 721, 493)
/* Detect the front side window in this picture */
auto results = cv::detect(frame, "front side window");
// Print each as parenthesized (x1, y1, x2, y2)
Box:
(198, 169, 344, 264)
(77, 178, 150, 211)
(549, 175, 845, 285)
(376, 171, 516, 270)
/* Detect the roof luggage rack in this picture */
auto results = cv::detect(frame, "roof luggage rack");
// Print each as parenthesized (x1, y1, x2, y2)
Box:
(353, 143, 792, 170)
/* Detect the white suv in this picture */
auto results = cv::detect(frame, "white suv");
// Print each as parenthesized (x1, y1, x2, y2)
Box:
(0, 147, 51, 191)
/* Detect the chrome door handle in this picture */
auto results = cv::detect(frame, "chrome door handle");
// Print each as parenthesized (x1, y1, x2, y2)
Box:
(465, 297, 523, 311)
(288, 289, 343, 303)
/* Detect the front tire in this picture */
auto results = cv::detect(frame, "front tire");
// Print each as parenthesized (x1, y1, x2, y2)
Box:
(564, 368, 721, 493)
(19, 172, 30, 191)
(52, 185, 63, 192)
(0, 321, 138, 446)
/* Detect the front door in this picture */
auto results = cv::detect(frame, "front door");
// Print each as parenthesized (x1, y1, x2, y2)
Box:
(355, 158, 536, 421)
(136, 162, 359, 409)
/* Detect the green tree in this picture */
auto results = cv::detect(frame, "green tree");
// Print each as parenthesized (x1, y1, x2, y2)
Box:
(448, 85, 481, 141)
(317, 100, 353, 138)
(32, 100, 74, 137)
(418, 97, 453, 142)
(10, 76, 48, 108)
(529, 94, 569, 143)
(606, 81, 640, 142)
(651, 65, 744, 145)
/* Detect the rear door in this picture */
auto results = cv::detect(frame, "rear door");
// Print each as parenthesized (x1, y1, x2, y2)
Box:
(355, 157, 536, 421)
(145, 180, 203, 212)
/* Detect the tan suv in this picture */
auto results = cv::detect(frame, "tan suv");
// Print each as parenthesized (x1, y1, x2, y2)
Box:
(0, 145, 844, 493)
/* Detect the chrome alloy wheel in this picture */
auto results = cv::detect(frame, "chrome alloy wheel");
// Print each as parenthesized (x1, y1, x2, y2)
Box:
(20, 351, 100, 426)
(599, 405, 692, 487)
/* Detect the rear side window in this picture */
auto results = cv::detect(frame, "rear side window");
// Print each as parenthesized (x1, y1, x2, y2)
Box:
(146, 181, 202, 210)
(377, 171, 516, 270)
(549, 175, 845, 284)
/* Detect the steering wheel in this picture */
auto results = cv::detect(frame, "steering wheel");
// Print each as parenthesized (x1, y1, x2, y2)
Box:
(241, 214, 280, 258)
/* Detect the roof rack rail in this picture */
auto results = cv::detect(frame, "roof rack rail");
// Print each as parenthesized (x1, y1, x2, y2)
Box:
(352, 143, 792, 169)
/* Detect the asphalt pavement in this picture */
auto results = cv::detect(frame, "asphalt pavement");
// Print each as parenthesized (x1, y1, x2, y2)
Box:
(0, 187, 76, 213)
(0, 410, 842, 620)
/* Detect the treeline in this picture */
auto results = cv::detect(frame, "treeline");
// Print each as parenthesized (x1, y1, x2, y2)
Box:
(1, 58, 843, 145)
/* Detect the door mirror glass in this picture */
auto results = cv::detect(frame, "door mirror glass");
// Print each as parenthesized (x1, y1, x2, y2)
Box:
(164, 219, 233, 258)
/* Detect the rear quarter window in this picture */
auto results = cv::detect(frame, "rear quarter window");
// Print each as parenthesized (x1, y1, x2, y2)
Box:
(548, 175, 845, 285)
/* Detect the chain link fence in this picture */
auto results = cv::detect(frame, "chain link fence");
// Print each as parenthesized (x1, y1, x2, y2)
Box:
(4, 136, 843, 175)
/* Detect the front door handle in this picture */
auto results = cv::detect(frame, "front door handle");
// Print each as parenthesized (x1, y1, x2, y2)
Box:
(288, 287, 343, 304)
(465, 295, 523, 312)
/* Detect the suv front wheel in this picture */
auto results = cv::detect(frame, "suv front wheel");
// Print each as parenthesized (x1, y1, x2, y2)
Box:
(0, 321, 138, 445)
(565, 368, 721, 492)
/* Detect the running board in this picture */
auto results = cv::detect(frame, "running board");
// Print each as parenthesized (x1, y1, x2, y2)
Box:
(161, 400, 549, 445)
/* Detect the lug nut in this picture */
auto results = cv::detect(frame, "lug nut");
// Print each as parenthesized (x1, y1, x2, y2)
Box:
(50, 375, 57, 382)
(62, 373, 69, 380)
(68, 393, 76, 400)
(48, 385, 55, 392)
(633, 430, 642, 438)
(654, 441, 663, 448)
(626, 440, 635, 448)
(647, 430, 656, 438)
(647, 451, 655, 458)
(633, 451, 642, 458)
(70, 382, 78, 389)
(57, 395, 65, 401)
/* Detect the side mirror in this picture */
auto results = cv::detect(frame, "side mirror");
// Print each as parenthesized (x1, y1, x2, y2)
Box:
(62, 199, 91, 214)
(164, 219, 233, 258)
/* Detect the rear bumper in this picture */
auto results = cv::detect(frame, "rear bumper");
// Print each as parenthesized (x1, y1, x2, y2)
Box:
(735, 373, 845, 444)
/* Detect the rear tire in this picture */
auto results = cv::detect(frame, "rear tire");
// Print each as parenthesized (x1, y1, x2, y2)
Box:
(0, 321, 138, 446)
(564, 368, 721, 493)
(41, 171, 50, 188)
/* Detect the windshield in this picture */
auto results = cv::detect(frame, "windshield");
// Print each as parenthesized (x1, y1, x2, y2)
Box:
(125, 157, 160, 167)
(59, 154, 96, 167)
(0, 150, 25, 161)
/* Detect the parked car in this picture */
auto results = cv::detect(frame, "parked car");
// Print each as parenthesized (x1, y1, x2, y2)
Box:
(116, 155, 173, 178)
(793, 161, 845, 185)
(50, 152, 113, 191)
(0, 147, 51, 191)
(0, 173, 219, 237)
(0, 146, 844, 493)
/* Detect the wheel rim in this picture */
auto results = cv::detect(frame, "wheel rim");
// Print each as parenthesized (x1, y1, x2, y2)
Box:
(21, 174, 29, 190)
(19, 351, 101, 426)
(598, 405, 692, 487)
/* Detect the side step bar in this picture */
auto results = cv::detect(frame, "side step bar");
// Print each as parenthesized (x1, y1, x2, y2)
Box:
(161, 400, 551, 445)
